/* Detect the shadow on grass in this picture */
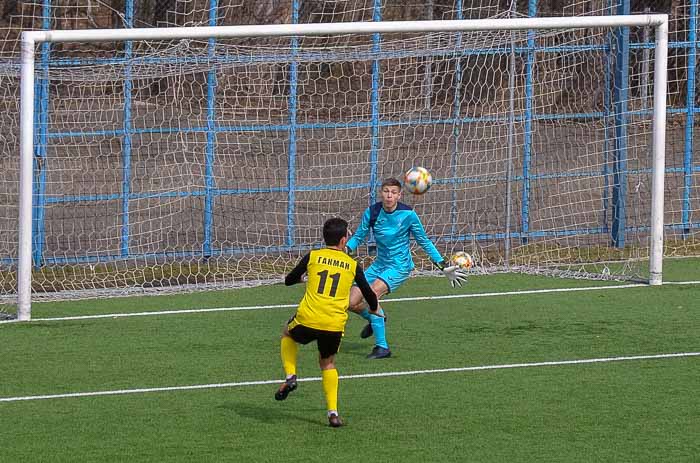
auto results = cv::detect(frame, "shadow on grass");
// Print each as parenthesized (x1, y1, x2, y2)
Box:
(339, 340, 375, 358)
(218, 400, 326, 427)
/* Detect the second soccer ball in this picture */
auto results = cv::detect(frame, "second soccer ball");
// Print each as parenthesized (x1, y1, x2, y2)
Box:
(404, 167, 433, 195)
(451, 251, 474, 270)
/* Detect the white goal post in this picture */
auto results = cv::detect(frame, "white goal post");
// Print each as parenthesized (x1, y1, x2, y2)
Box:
(16, 15, 668, 321)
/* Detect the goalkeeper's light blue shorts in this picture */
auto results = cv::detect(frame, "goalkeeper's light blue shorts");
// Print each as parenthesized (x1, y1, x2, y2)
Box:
(364, 263, 412, 293)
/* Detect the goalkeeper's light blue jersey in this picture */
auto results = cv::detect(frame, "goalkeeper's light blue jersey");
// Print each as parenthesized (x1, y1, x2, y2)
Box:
(346, 202, 444, 272)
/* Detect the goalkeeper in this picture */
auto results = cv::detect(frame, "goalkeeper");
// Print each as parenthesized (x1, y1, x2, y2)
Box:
(275, 217, 379, 427)
(345, 178, 468, 359)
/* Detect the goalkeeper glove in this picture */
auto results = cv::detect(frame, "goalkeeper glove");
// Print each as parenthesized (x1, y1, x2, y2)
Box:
(436, 261, 468, 288)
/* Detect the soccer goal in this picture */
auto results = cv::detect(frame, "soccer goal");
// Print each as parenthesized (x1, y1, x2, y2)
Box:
(10, 15, 668, 320)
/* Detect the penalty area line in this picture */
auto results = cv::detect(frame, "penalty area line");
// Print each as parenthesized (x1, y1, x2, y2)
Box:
(1, 351, 698, 403)
(6, 279, 700, 323)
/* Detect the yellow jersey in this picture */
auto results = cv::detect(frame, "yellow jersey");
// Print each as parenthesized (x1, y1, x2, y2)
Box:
(285, 247, 375, 333)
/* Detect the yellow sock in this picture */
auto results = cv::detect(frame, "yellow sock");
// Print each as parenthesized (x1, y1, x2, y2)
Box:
(322, 368, 339, 412)
(280, 335, 298, 377)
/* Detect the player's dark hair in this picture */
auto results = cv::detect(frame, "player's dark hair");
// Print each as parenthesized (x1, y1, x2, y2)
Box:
(381, 177, 402, 189)
(323, 217, 348, 246)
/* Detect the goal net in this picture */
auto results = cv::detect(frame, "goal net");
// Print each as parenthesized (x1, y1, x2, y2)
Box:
(5, 15, 668, 319)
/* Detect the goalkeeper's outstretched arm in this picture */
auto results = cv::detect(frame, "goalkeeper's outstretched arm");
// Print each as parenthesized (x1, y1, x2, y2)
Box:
(434, 259, 468, 288)
(345, 208, 372, 254)
(408, 210, 467, 288)
(409, 211, 444, 263)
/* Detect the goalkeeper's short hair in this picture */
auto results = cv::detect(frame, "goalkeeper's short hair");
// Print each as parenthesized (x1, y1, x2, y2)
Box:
(381, 178, 402, 189)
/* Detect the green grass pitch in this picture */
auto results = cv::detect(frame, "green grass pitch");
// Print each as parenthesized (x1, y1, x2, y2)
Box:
(2, 258, 699, 462)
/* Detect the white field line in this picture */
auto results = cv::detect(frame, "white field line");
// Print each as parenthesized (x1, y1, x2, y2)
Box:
(5, 280, 696, 323)
(1, 352, 697, 403)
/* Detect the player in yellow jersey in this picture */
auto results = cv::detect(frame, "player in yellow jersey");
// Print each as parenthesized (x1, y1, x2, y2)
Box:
(275, 217, 379, 428)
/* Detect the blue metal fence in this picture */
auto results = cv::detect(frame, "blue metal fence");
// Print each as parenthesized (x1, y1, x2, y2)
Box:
(24, 0, 700, 268)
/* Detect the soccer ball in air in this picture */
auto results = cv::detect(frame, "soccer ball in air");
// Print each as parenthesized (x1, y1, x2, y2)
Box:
(451, 251, 474, 270)
(403, 167, 433, 195)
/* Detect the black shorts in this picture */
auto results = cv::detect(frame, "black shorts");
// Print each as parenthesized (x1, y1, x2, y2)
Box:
(287, 319, 342, 359)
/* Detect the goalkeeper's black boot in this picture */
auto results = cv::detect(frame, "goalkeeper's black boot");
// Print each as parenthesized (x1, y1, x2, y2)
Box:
(366, 346, 391, 359)
(360, 314, 386, 339)
(360, 323, 373, 339)
(274, 375, 297, 401)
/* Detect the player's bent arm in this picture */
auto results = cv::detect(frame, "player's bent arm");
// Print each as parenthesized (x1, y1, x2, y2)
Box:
(284, 253, 310, 286)
(353, 266, 378, 312)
